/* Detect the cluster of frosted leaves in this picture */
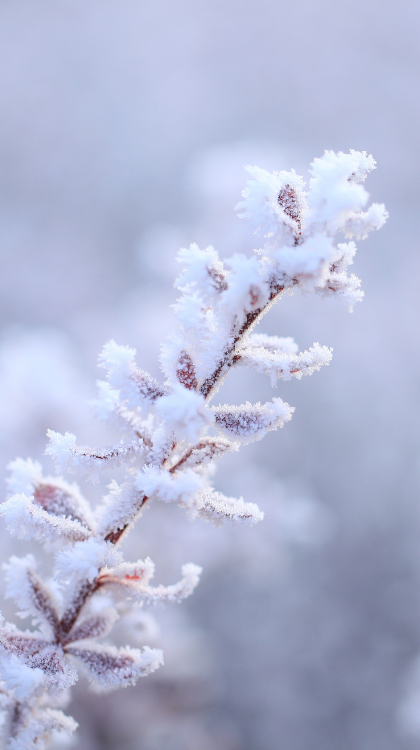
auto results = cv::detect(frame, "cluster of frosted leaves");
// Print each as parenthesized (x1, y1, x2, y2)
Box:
(237, 149, 387, 302)
(0, 459, 202, 748)
(0, 151, 386, 749)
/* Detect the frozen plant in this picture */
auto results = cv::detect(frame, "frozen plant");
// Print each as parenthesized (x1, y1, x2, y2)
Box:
(0, 150, 387, 749)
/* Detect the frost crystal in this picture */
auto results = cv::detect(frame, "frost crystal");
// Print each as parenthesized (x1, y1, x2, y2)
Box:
(0, 150, 386, 749)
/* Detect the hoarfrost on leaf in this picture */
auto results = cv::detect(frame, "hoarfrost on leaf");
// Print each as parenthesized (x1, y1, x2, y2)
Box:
(213, 398, 294, 443)
(66, 644, 163, 689)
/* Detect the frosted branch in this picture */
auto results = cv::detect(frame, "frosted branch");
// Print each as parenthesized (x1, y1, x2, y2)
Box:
(0, 149, 386, 748)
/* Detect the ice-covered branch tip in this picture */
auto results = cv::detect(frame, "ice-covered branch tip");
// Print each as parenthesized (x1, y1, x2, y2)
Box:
(0, 149, 386, 750)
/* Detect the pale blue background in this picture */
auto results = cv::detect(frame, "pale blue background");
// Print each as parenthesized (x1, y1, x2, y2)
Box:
(0, 2, 419, 749)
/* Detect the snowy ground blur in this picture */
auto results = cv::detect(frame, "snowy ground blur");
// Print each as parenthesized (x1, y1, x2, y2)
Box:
(1, 1, 420, 748)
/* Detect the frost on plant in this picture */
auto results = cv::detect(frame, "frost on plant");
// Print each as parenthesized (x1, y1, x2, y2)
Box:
(0, 150, 387, 748)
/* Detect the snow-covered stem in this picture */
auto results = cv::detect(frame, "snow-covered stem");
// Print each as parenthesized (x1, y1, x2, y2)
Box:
(0, 150, 386, 749)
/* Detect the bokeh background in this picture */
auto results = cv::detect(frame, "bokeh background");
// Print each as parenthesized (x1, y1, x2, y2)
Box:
(0, 1, 420, 748)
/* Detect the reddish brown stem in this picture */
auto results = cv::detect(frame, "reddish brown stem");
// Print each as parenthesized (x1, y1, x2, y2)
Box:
(200, 282, 288, 400)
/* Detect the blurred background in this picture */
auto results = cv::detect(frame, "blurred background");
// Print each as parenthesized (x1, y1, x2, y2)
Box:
(0, 0, 420, 748)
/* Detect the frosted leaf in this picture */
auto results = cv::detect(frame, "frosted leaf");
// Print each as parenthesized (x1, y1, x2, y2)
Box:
(170, 436, 237, 471)
(55, 539, 123, 583)
(175, 351, 198, 390)
(146, 425, 176, 468)
(98, 340, 168, 409)
(0, 495, 92, 544)
(0, 627, 77, 695)
(307, 150, 376, 232)
(316, 270, 364, 311)
(172, 291, 208, 333)
(59, 578, 99, 641)
(238, 341, 333, 385)
(66, 644, 163, 689)
(136, 466, 204, 508)
(222, 253, 269, 314)
(329, 242, 357, 273)
(102, 563, 202, 607)
(213, 398, 294, 443)
(175, 244, 228, 300)
(236, 165, 307, 241)
(191, 489, 264, 526)
(62, 610, 118, 646)
(348, 149, 377, 182)
(101, 558, 156, 588)
(33, 482, 93, 530)
(245, 334, 299, 355)
(342, 203, 388, 239)
(45, 430, 143, 482)
(4, 555, 39, 617)
(277, 182, 305, 243)
(3, 557, 60, 637)
(142, 563, 202, 606)
(96, 481, 147, 540)
(91, 381, 152, 442)
(43, 431, 76, 473)
(155, 384, 213, 443)
(6, 461, 93, 529)
(0, 626, 51, 661)
(272, 234, 334, 290)
(161, 325, 229, 390)
(24, 573, 60, 636)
